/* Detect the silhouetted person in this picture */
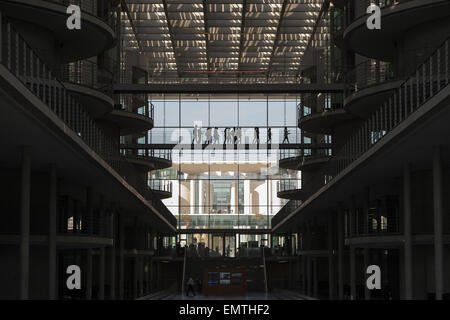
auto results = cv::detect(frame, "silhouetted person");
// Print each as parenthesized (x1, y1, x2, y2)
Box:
(267, 128, 272, 144)
(192, 125, 198, 144)
(236, 127, 242, 144)
(253, 127, 260, 144)
(213, 127, 220, 144)
(233, 127, 238, 144)
(186, 277, 196, 296)
(283, 126, 290, 143)
(206, 127, 212, 144)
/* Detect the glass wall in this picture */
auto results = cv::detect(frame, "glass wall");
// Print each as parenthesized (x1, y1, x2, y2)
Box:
(148, 94, 303, 230)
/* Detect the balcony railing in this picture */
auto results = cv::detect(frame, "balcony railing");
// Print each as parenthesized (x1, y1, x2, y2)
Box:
(346, 60, 398, 94)
(121, 149, 173, 162)
(61, 60, 114, 96)
(347, 214, 400, 237)
(149, 180, 173, 194)
(277, 180, 302, 193)
(273, 36, 450, 228)
(1, 21, 176, 228)
(118, 95, 154, 120)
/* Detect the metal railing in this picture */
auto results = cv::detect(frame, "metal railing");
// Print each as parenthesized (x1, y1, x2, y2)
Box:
(118, 94, 154, 119)
(149, 180, 173, 194)
(121, 148, 173, 162)
(61, 60, 114, 97)
(1, 21, 176, 228)
(346, 60, 398, 94)
(347, 213, 400, 237)
(273, 36, 450, 229)
(279, 149, 303, 160)
(277, 180, 302, 193)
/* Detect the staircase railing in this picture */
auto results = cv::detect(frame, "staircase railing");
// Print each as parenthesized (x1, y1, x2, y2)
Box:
(273, 36, 450, 228)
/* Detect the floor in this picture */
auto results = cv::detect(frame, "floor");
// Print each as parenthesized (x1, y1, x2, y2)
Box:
(142, 290, 314, 300)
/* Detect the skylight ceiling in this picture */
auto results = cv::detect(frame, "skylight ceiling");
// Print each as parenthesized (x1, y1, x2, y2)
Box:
(123, 0, 328, 82)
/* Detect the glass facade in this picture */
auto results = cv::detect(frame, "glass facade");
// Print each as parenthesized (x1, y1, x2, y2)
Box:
(146, 94, 303, 231)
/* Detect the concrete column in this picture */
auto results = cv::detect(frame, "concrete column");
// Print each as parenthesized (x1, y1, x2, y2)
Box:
(403, 163, 413, 299)
(244, 180, 251, 214)
(313, 258, 318, 298)
(48, 164, 57, 300)
(109, 245, 115, 299)
(328, 214, 335, 300)
(364, 247, 370, 300)
(306, 256, 312, 296)
(301, 255, 306, 294)
(230, 181, 236, 214)
(433, 146, 444, 300)
(119, 215, 125, 299)
(139, 257, 144, 297)
(86, 248, 92, 300)
(20, 146, 31, 300)
(99, 247, 105, 300)
(133, 257, 138, 298)
(350, 246, 356, 300)
(145, 257, 150, 294)
(198, 180, 204, 214)
(190, 180, 195, 214)
(337, 206, 344, 299)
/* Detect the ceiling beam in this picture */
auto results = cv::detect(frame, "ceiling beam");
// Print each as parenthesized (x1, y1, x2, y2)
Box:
(236, 0, 247, 74)
(266, 0, 288, 76)
(161, 0, 183, 78)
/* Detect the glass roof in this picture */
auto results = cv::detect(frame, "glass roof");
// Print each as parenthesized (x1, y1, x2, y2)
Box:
(122, 0, 329, 82)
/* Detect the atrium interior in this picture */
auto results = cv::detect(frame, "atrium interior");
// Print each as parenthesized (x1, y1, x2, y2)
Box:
(0, 0, 450, 301)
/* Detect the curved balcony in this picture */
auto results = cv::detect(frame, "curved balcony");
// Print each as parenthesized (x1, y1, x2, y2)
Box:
(277, 180, 310, 200)
(345, 60, 405, 118)
(104, 104, 154, 135)
(61, 60, 114, 118)
(148, 179, 173, 199)
(300, 152, 331, 170)
(299, 107, 356, 135)
(343, 0, 450, 61)
(278, 149, 302, 170)
(121, 149, 173, 171)
(0, 0, 117, 62)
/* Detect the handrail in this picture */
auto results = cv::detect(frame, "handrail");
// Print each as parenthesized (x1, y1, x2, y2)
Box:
(273, 36, 450, 228)
(61, 59, 114, 97)
(1, 21, 176, 228)
(345, 60, 398, 95)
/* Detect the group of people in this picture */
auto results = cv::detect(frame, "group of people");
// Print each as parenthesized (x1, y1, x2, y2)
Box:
(191, 126, 291, 145)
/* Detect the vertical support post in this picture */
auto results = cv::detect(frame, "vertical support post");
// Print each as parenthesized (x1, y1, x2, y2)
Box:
(433, 145, 444, 300)
(328, 213, 335, 300)
(99, 247, 105, 300)
(350, 246, 356, 300)
(48, 164, 57, 300)
(403, 163, 413, 299)
(20, 146, 31, 300)
(364, 247, 370, 300)
(337, 205, 344, 299)
(86, 248, 92, 300)
(119, 214, 125, 300)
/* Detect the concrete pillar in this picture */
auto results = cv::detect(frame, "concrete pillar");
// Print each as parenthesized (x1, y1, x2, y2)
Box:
(306, 256, 312, 296)
(109, 245, 115, 299)
(99, 247, 105, 300)
(119, 215, 125, 299)
(244, 180, 251, 214)
(403, 163, 413, 299)
(433, 146, 444, 300)
(133, 257, 138, 298)
(20, 146, 31, 300)
(145, 257, 150, 294)
(86, 248, 92, 300)
(198, 180, 204, 214)
(313, 258, 318, 298)
(48, 164, 57, 300)
(139, 257, 144, 297)
(328, 214, 335, 300)
(301, 255, 306, 294)
(350, 246, 356, 300)
(190, 180, 195, 214)
(364, 247, 370, 300)
(337, 206, 344, 299)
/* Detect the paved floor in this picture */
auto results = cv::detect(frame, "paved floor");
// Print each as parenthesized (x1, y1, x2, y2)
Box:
(142, 290, 314, 300)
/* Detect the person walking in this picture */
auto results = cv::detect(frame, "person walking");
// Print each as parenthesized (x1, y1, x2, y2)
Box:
(253, 127, 260, 145)
(213, 127, 220, 144)
(267, 128, 272, 144)
(236, 127, 242, 144)
(206, 127, 212, 145)
(192, 125, 198, 144)
(283, 126, 290, 144)
(186, 277, 196, 296)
